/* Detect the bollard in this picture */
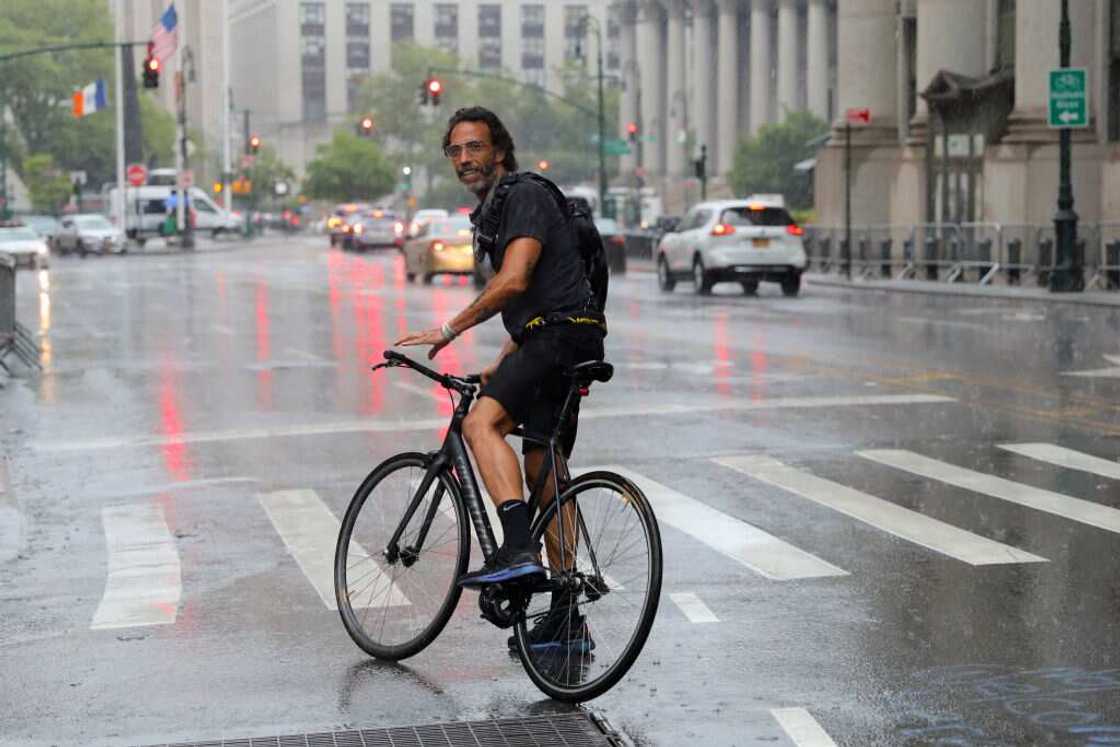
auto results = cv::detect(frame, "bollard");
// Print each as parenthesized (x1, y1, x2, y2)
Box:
(924, 236, 939, 281)
(903, 238, 914, 262)
(1037, 238, 1053, 287)
(0, 253, 14, 342)
(819, 238, 831, 271)
(1107, 240, 1120, 290)
(1008, 238, 1022, 285)
(880, 239, 892, 278)
(977, 238, 993, 283)
(839, 239, 850, 276)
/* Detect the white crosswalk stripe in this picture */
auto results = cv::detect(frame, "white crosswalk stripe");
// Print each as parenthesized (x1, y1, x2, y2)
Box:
(670, 592, 720, 623)
(997, 443, 1120, 481)
(595, 465, 848, 580)
(715, 455, 1047, 566)
(859, 450, 1120, 535)
(259, 489, 409, 610)
(770, 708, 838, 747)
(91, 504, 181, 630)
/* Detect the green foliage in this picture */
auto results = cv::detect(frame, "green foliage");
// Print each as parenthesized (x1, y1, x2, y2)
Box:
(351, 43, 620, 207)
(302, 130, 395, 202)
(23, 153, 72, 213)
(729, 111, 829, 211)
(244, 145, 297, 203)
(139, 93, 176, 166)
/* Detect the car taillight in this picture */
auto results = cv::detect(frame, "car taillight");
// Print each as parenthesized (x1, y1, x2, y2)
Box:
(431, 241, 445, 252)
(786, 224, 804, 237)
(710, 223, 736, 236)
(609, 235, 626, 246)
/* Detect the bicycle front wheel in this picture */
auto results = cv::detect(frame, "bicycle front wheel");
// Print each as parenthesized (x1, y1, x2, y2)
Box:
(515, 470, 663, 701)
(334, 452, 469, 660)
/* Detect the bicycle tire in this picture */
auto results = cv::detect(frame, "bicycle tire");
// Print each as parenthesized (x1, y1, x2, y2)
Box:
(334, 452, 470, 660)
(514, 470, 662, 702)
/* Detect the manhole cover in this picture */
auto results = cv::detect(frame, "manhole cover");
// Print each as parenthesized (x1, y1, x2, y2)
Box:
(145, 711, 627, 747)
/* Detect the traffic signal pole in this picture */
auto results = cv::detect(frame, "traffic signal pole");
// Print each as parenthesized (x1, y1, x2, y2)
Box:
(1051, 0, 1081, 292)
(114, 0, 127, 239)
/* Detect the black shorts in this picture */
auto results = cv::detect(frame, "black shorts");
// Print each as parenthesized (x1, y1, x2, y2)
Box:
(480, 324, 605, 456)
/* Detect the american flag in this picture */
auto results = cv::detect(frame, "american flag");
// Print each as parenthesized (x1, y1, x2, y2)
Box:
(151, 4, 179, 63)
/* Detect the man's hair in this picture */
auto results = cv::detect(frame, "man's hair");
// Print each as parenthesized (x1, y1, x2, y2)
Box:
(442, 106, 518, 172)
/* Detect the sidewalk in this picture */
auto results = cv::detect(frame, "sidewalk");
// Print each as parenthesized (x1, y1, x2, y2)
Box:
(624, 256, 1120, 307)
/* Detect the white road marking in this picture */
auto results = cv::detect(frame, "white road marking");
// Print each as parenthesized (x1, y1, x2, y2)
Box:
(211, 324, 235, 336)
(284, 347, 324, 362)
(770, 707, 838, 747)
(596, 465, 848, 580)
(1062, 354, 1120, 379)
(859, 450, 1120, 535)
(715, 455, 1046, 566)
(91, 504, 181, 630)
(998, 443, 1120, 481)
(670, 592, 720, 623)
(30, 393, 955, 453)
(258, 489, 409, 610)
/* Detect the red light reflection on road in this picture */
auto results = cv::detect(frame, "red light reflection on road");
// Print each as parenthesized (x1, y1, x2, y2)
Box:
(255, 280, 273, 409)
(158, 360, 192, 481)
(712, 311, 734, 398)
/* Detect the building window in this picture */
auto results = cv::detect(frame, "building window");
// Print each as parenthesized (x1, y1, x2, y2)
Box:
(995, 0, 1016, 71)
(606, 11, 620, 71)
(347, 40, 370, 69)
(347, 75, 366, 114)
(301, 3, 326, 122)
(1110, 0, 1120, 140)
(564, 5, 588, 63)
(521, 4, 545, 39)
(434, 3, 459, 56)
(300, 1, 325, 36)
(391, 3, 414, 43)
(479, 4, 502, 69)
(522, 36, 544, 71)
(346, 2, 369, 37)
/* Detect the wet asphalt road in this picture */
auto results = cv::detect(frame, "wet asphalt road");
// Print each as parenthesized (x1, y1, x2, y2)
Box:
(2, 235, 1120, 746)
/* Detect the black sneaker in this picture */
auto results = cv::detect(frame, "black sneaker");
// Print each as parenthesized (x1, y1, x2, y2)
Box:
(458, 545, 545, 588)
(507, 608, 595, 653)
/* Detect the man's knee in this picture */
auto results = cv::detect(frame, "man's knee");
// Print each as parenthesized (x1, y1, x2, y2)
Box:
(463, 398, 512, 448)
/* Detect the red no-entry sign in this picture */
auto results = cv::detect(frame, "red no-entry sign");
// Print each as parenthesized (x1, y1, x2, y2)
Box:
(845, 107, 872, 126)
(126, 163, 148, 187)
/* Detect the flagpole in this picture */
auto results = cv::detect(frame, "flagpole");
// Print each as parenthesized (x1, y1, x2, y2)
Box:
(174, 3, 186, 241)
(114, 0, 127, 239)
(222, 0, 232, 213)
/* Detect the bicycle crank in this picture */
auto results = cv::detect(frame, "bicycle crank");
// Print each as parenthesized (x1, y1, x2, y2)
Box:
(478, 585, 528, 629)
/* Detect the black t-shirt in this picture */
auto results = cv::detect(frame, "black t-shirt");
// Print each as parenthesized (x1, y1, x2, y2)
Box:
(474, 176, 589, 339)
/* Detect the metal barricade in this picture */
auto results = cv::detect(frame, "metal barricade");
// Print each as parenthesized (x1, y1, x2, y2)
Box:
(0, 254, 42, 373)
(1089, 222, 1120, 290)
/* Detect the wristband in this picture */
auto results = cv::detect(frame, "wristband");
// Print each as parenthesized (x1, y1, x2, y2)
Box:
(440, 321, 457, 341)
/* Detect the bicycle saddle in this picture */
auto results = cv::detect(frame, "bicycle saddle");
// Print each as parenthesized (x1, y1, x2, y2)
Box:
(567, 360, 614, 384)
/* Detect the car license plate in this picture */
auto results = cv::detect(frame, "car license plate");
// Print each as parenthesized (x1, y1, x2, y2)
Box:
(751, 238, 769, 248)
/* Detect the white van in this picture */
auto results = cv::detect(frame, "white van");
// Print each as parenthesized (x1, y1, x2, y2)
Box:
(108, 184, 240, 244)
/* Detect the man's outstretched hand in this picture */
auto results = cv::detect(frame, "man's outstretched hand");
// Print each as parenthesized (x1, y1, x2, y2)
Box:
(395, 328, 450, 360)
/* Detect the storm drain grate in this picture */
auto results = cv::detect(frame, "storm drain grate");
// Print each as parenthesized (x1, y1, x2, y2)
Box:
(145, 712, 627, 747)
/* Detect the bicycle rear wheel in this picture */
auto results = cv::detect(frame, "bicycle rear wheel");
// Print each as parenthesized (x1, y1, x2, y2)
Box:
(334, 452, 469, 660)
(514, 470, 662, 701)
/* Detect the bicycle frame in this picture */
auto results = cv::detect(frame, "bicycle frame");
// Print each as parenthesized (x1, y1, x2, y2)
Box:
(381, 357, 586, 576)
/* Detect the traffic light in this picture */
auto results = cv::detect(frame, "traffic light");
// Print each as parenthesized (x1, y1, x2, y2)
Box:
(418, 81, 429, 106)
(358, 115, 375, 137)
(537, 159, 550, 172)
(213, 181, 223, 194)
(142, 42, 160, 89)
(626, 121, 639, 143)
(249, 134, 261, 154)
(426, 78, 443, 107)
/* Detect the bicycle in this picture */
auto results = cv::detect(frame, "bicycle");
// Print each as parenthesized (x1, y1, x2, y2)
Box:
(333, 349, 663, 702)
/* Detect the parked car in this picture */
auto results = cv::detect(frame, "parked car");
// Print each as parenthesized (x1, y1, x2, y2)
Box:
(0, 221, 50, 268)
(55, 213, 126, 256)
(402, 215, 475, 283)
(655, 195, 807, 296)
(348, 210, 399, 251)
(22, 214, 62, 251)
(594, 217, 628, 275)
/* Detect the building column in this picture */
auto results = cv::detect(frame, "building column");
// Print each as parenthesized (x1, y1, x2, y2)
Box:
(666, 0, 688, 177)
(806, 0, 830, 121)
(749, 0, 773, 134)
(716, 0, 740, 174)
(776, 0, 798, 120)
(692, 1, 717, 171)
(618, 2, 640, 175)
(913, 0, 988, 125)
(638, 1, 666, 177)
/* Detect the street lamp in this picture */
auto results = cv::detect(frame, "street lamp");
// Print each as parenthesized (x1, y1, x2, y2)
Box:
(1050, 0, 1082, 292)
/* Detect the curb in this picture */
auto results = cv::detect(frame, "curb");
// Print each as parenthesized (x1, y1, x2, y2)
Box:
(804, 273, 1120, 308)
(0, 457, 20, 564)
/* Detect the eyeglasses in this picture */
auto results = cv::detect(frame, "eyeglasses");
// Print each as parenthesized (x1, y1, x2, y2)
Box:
(443, 140, 489, 159)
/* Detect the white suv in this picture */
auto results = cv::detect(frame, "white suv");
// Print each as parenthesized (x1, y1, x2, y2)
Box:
(656, 195, 807, 296)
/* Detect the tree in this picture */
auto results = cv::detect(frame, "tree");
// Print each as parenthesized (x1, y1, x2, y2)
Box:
(302, 129, 395, 202)
(729, 111, 829, 211)
(244, 145, 296, 203)
(23, 153, 72, 213)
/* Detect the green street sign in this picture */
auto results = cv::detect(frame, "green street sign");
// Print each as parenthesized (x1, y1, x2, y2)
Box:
(1048, 67, 1088, 128)
(603, 139, 631, 156)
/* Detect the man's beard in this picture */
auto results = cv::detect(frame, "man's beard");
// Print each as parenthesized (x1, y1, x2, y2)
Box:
(458, 160, 498, 197)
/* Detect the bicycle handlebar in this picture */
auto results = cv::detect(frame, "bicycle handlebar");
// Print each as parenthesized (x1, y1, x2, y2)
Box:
(375, 350, 481, 392)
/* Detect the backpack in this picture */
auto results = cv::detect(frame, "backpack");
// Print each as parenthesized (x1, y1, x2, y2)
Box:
(474, 172, 609, 313)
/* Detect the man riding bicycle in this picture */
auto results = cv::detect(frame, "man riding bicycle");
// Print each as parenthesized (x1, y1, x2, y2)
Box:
(395, 106, 605, 649)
